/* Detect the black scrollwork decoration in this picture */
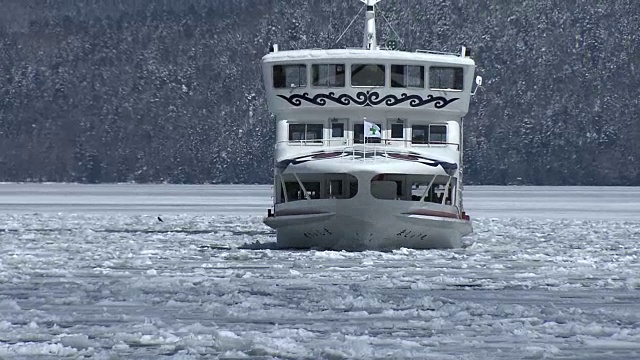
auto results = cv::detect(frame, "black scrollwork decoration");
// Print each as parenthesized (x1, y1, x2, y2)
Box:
(277, 91, 459, 108)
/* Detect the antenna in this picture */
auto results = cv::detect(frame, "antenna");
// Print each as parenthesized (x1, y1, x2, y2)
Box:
(360, 0, 382, 50)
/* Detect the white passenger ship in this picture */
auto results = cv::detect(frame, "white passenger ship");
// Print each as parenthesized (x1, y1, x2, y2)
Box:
(262, 0, 482, 250)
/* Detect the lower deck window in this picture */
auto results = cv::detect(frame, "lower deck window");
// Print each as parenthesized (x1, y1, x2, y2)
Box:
(276, 175, 358, 203)
(364, 174, 456, 204)
(412, 125, 428, 144)
(329, 180, 342, 198)
(413, 184, 453, 204)
(411, 178, 455, 204)
(303, 182, 321, 199)
(289, 124, 323, 143)
(281, 181, 320, 201)
(411, 124, 447, 144)
(429, 125, 447, 143)
(282, 182, 302, 202)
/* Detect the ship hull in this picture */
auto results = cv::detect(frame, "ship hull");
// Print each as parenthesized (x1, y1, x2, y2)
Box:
(264, 198, 472, 251)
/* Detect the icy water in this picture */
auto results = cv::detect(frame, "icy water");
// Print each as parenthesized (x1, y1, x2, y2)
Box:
(0, 184, 639, 359)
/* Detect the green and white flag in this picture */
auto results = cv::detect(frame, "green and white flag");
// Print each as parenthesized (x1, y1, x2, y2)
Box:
(364, 118, 381, 138)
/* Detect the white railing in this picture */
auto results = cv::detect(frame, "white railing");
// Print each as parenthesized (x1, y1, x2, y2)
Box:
(278, 138, 460, 150)
(415, 49, 459, 56)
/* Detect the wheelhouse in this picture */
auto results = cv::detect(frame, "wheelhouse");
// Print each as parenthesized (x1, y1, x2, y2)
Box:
(271, 61, 465, 91)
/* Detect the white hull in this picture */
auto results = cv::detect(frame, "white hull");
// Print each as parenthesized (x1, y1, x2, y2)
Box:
(264, 198, 472, 251)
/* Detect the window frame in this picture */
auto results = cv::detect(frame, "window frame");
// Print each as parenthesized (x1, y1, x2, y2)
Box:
(328, 179, 343, 198)
(273, 64, 307, 89)
(428, 66, 464, 91)
(391, 64, 425, 89)
(331, 122, 345, 138)
(428, 124, 448, 144)
(312, 63, 346, 88)
(390, 123, 404, 139)
(350, 64, 386, 87)
(288, 123, 324, 144)
(411, 125, 429, 145)
(411, 124, 448, 145)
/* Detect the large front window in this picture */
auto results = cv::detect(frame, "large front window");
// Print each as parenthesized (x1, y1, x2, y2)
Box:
(289, 123, 323, 143)
(351, 64, 385, 87)
(429, 67, 464, 90)
(276, 174, 359, 203)
(281, 182, 320, 201)
(312, 64, 345, 87)
(391, 65, 424, 88)
(273, 64, 307, 88)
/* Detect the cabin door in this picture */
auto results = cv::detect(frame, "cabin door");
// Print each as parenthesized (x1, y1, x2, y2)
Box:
(329, 118, 349, 146)
(387, 118, 406, 147)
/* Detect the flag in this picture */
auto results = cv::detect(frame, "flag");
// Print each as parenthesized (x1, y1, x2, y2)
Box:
(364, 118, 381, 138)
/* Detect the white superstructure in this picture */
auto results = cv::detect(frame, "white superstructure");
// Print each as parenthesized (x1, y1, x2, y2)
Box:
(261, 0, 481, 250)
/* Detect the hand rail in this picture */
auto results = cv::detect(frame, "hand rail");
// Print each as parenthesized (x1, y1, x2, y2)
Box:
(415, 49, 459, 56)
(277, 138, 460, 150)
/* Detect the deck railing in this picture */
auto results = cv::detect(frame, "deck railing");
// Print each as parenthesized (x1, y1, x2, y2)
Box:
(414, 49, 460, 56)
(279, 138, 460, 151)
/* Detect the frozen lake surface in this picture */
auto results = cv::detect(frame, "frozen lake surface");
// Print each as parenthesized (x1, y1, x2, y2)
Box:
(1, 184, 639, 359)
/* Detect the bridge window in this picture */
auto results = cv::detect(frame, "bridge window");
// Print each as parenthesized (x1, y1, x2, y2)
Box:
(312, 64, 345, 87)
(273, 64, 307, 89)
(351, 64, 385, 87)
(429, 67, 464, 90)
(411, 124, 448, 144)
(391, 65, 424, 88)
(289, 123, 323, 143)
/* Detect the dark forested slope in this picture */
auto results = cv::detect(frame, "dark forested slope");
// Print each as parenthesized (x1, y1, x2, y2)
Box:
(0, 0, 638, 185)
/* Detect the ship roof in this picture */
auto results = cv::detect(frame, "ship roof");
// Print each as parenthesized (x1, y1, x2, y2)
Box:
(262, 49, 475, 66)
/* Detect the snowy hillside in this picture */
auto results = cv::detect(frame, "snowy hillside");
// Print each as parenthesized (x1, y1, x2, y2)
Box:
(0, 1, 638, 185)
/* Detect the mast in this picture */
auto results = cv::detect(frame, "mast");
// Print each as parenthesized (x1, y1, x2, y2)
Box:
(361, 0, 381, 50)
